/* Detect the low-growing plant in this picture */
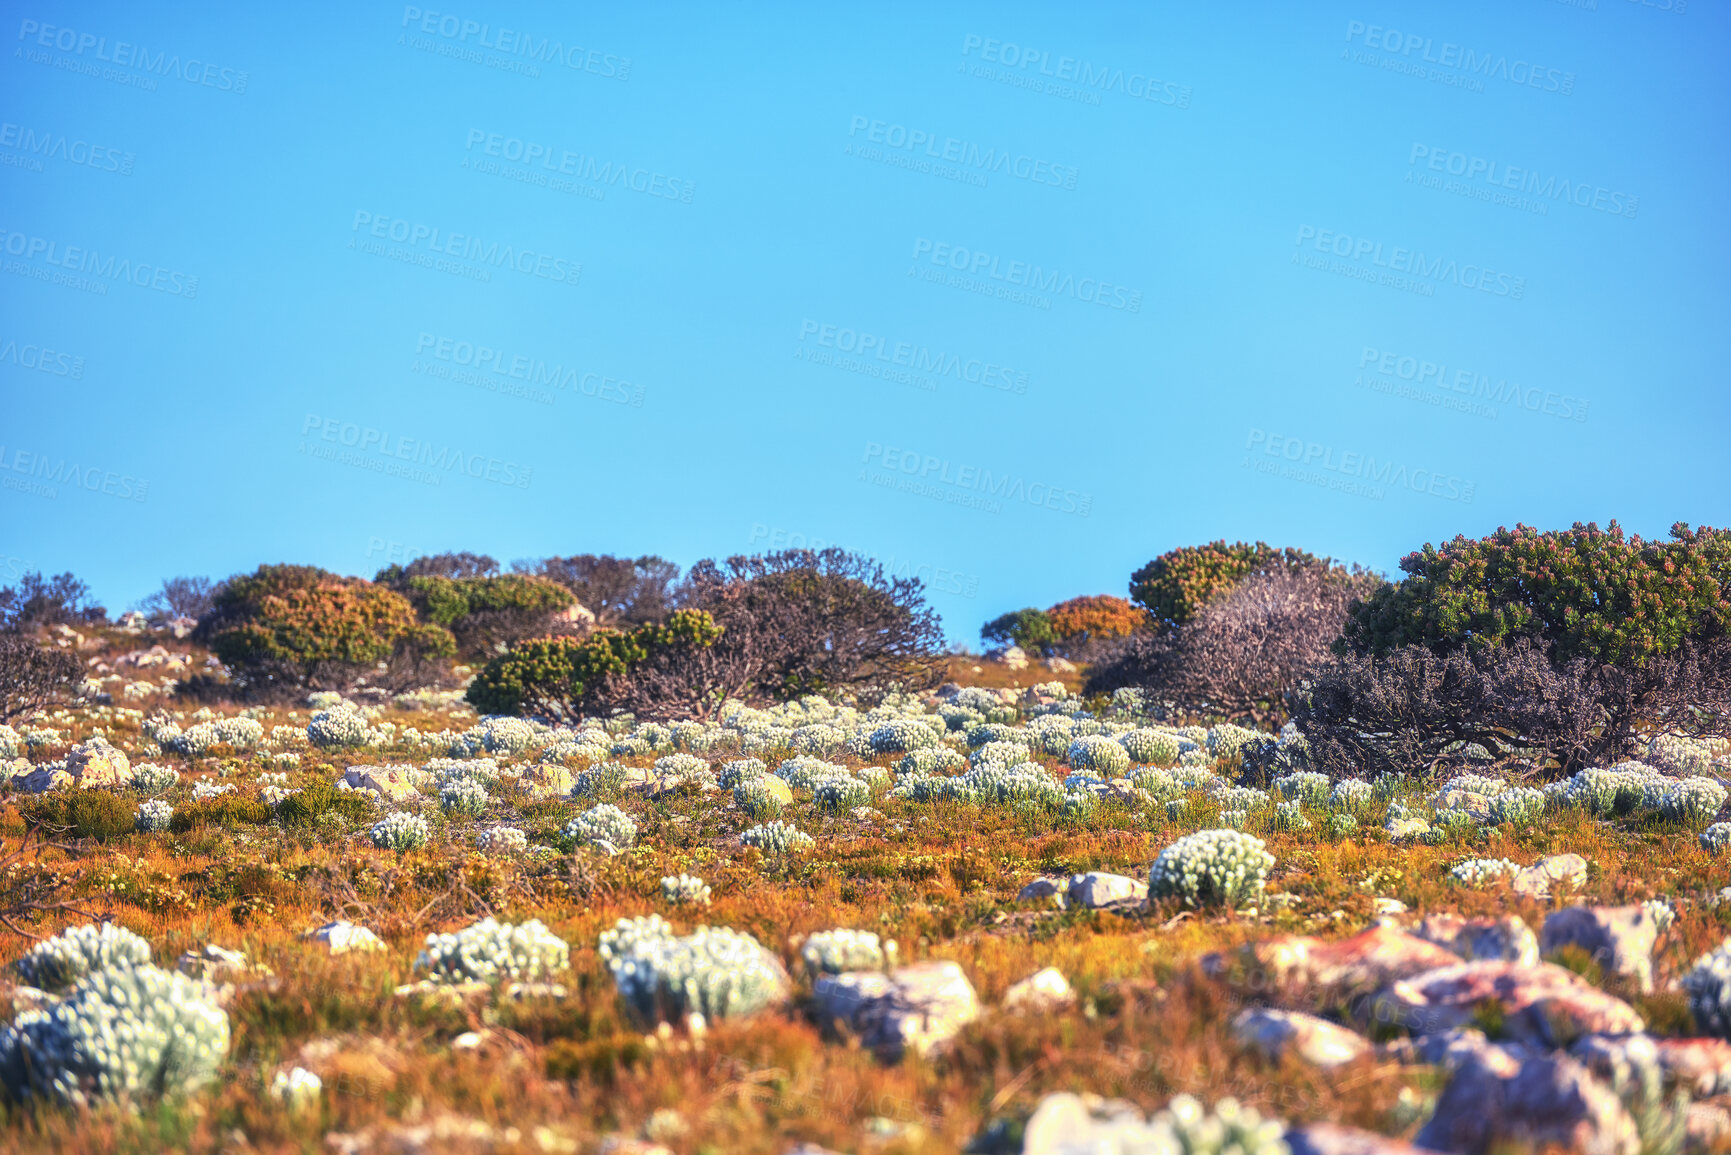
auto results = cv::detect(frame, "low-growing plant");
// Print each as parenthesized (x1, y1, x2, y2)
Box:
(598, 915, 787, 1023)
(1148, 829, 1274, 909)
(565, 803, 637, 851)
(800, 929, 896, 976)
(15, 923, 153, 993)
(369, 811, 431, 852)
(415, 917, 570, 985)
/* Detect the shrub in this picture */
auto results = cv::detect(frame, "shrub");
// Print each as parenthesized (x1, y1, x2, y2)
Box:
(800, 929, 895, 976)
(439, 779, 489, 817)
(16, 923, 153, 993)
(389, 571, 576, 660)
(660, 874, 711, 906)
(0, 571, 103, 630)
(1121, 729, 1181, 766)
(1683, 940, 1731, 1040)
(980, 608, 1056, 653)
(718, 758, 767, 789)
(598, 915, 787, 1023)
(1703, 824, 1731, 852)
(168, 794, 272, 832)
(1272, 772, 1330, 808)
(0, 963, 229, 1106)
(306, 706, 376, 749)
(1309, 523, 1731, 775)
(1449, 858, 1523, 886)
(1329, 778, 1373, 813)
(813, 776, 869, 813)
(740, 821, 814, 856)
(1046, 595, 1142, 644)
(897, 747, 966, 776)
(465, 610, 723, 719)
(1148, 829, 1274, 909)
(734, 778, 786, 819)
(1325, 813, 1358, 839)
(415, 918, 570, 985)
(134, 800, 173, 833)
(128, 763, 178, 794)
(276, 781, 373, 827)
(565, 804, 637, 850)
(520, 554, 680, 627)
(139, 576, 216, 622)
(197, 564, 456, 696)
(369, 811, 430, 851)
(869, 718, 938, 754)
(573, 760, 630, 800)
(476, 825, 528, 854)
(1065, 734, 1131, 777)
(0, 634, 83, 723)
(1663, 778, 1727, 826)
(1130, 541, 1331, 628)
(24, 791, 135, 841)
(1487, 787, 1546, 827)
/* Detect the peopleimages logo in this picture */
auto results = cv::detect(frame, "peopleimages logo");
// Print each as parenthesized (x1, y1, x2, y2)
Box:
(1245, 429, 1474, 503)
(412, 332, 645, 407)
(958, 35, 1192, 108)
(0, 227, 198, 297)
(0, 444, 148, 502)
(846, 116, 1078, 190)
(1407, 144, 1637, 219)
(299, 414, 533, 488)
(0, 122, 133, 174)
(463, 129, 693, 203)
(1343, 20, 1575, 94)
(797, 320, 1028, 395)
(15, 18, 249, 92)
(1294, 225, 1525, 299)
(862, 442, 1092, 517)
(349, 212, 580, 286)
(398, 7, 629, 79)
(0, 337, 84, 378)
(911, 238, 1142, 312)
(1358, 346, 1589, 422)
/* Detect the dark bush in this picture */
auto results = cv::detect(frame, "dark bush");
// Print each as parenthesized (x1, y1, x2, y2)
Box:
(680, 549, 946, 705)
(23, 791, 134, 841)
(376, 552, 501, 582)
(981, 608, 1056, 653)
(1129, 541, 1329, 628)
(520, 554, 680, 626)
(139, 576, 216, 622)
(169, 794, 274, 832)
(0, 634, 83, 722)
(467, 609, 724, 718)
(197, 564, 455, 696)
(1300, 522, 1731, 777)
(1088, 564, 1379, 726)
(0, 571, 104, 630)
(395, 573, 575, 659)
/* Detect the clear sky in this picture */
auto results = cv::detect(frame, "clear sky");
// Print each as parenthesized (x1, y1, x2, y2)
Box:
(2, 0, 1727, 644)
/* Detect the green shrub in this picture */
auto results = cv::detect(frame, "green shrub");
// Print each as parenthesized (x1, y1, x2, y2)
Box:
(400, 573, 575, 659)
(466, 609, 723, 716)
(169, 795, 273, 832)
(1130, 541, 1329, 628)
(980, 608, 1057, 652)
(23, 791, 135, 841)
(276, 781, 374, 827)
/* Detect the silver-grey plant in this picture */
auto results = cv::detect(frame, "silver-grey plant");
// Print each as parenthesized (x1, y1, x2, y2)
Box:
(1148, 829, 1275, 909)
(16, 923, 153, 993)
(415, 918, 570, 985)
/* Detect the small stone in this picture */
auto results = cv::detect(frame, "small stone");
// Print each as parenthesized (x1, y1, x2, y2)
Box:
(340, 766, 417, 802)
(1512, 853, 1588, 898)
(1541, 905, 1662, 993)
(1285, 1122, 1439, 1155)
(520, 763, 574, 799)
(305, 921, 385, 954)
(1232, 1008, 1370, 1069)
(1017, 877, 1068, 909)
(1066, 871, 1148, 910)
(814, 961, 979, 1059)
(1241, 923, 1464, 991)
(1373, 898, 1407, 916)
(1384, 817, 1431, 839)
(1416, 1050, 1638, 1155)
(1414, 914, 1540, 966)
(65, 737, 129, 788)
(1379, 960, 1645, 1046)
(1004, 967, 1074, 1012)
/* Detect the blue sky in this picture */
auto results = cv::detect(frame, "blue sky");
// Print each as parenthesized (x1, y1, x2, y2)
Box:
(3, 0, 1726, 644)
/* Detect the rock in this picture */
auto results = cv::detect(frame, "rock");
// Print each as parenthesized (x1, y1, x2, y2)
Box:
(1242, 923, 1464, 992)
(1022, 1093, 1091, 1154)
(1687, 1103, 1731, 1151)
(814, 961, 979, 1059)
(1416, 1049, 1639, 1155)
(1232, 1008, 1370, 1069)
(1017, 877, 1068, 909)
(65, 737, 129, 788)
(1414, 914, 1540, 966)
(1374, 898, 1408, 916)
(520, 763, 574, 799)
(1385, 817, 1432, 839)
(755, 776, 794, 806)
(997, 645, 1028, 671)
(1512, 853, 1588, 898)
(1428, 788, 1495, 823)
(1575, 1034, 1731, 1097)
(13, 765, 72, 794)
(1541, 905, 1662, 993)
(1284, 1122, 1441, 1155)
(1383, 1026, 1528, 1072)
(1067, 871, 1148, 910)
(178, 943, 257, 982)
(1004, 967, 1074, 1012)
(167, 616, 197, 638)
(305, 921, 385, 954)
(1380, 960, 1645, 1046)
(340, 766, 418, 802)
(1046, 657, 1077, 673)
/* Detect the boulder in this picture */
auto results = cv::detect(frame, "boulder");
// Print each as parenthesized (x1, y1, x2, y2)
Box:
(1574, 1034, 1731, 1097)
(13, 764, 72, 794)
(1017, 877, 1068, 909)
(1541, 906, 1662, 993)
(1232, 1008, 1370, 1069)
(814, 961, 979, 1059)
(1512, 853, 1588, 898)
(1241, 923, 1464, 992)
(1385, 817, 1432, 840)
(1415, 1049, 1638, 1155)
(65, 738, 129, 788)
(1428, 788, 1495, 823)
(1067, 871, 1148, 910)
(1003, 967, 1074, 1012)
(1379, 960, 1645, 1046)
(1413, 914, 1540, 966)
(340, 766, 418, 802)
(305, 921, 386, 954)
(755, 776, 794, 806)
(520, 763, 575, 799)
